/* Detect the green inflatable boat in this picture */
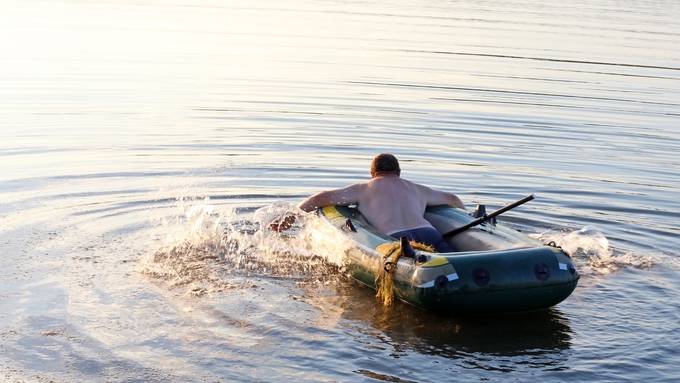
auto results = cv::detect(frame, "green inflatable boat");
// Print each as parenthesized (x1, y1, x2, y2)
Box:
(318, 202, 579, 312)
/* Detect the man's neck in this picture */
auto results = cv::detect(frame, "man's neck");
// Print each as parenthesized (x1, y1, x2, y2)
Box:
(372, 172, 400, 179)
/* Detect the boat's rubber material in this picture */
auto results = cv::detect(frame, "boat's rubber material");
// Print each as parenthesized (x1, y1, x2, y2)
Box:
(318, 205, 579, 313)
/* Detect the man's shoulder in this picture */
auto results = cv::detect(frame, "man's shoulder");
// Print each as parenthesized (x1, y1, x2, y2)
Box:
(350, 180, 370, 187)
(342, 181, 369, 193)
(401, 178, 428, 190)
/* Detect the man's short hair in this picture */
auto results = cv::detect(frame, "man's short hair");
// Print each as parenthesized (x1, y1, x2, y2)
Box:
(370, 153, 401, 175)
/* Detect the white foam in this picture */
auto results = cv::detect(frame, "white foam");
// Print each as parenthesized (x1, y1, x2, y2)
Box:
(535, 226, 654, 275)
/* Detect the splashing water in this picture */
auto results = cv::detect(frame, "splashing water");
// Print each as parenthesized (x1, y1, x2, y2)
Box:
(138, 197, 243, 296)
(139, 199, 351, 296)
(536, 226, 653, 275)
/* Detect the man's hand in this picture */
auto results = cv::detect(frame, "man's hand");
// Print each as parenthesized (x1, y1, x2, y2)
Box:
(269, 214, 298, 232)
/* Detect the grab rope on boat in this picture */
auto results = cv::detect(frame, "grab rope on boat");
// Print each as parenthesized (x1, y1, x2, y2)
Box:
(545, 240, 572, 258)
(375, 237, 433, 306)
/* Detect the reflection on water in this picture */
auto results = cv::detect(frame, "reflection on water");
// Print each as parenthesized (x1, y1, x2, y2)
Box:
(319, 280, 571, 362)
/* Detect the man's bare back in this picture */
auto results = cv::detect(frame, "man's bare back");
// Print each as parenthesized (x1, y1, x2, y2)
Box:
(294, 154, 463, 235)
(298, 174, 462, 234)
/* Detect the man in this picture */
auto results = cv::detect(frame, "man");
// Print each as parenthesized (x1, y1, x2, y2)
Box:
(271, 153, 464, 252)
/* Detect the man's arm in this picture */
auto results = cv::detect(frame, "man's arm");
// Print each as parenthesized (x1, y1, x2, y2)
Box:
(421, 185, 465, 209)
(270, 183, 363, 231)
(298, 183, 363, 212)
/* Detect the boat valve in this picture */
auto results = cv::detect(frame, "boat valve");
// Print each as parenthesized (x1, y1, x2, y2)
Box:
(473, 268, 490, 286)
(435, 275, 449, 289)
(534, 263, 550, 281)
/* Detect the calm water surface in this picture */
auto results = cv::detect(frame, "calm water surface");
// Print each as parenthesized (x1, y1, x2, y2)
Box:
(1, 0, 679, 382)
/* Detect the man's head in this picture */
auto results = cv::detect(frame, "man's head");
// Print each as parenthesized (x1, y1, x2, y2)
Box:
(370, 153, 401, 178)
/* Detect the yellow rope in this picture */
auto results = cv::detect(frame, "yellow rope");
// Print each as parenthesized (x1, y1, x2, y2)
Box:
(375, 240, 434, 306)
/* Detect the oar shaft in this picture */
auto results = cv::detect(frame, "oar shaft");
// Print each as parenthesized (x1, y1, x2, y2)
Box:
(443, 194, 534, 238)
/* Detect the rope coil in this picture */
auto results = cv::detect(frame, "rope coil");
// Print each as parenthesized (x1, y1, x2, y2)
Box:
(375, 240, 434, 306)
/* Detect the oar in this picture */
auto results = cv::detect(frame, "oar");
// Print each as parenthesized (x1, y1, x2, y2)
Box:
(443, 194, 535, 238)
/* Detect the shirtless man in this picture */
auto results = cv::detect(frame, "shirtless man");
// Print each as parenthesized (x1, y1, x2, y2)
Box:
(271, 153, 464, 252)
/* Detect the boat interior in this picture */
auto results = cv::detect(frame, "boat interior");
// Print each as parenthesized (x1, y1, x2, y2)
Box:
(340, 205, 535, 254)
(424, 210, 530, 253)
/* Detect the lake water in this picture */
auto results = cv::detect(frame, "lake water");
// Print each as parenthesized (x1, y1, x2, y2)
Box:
(1, 0, 679, 381)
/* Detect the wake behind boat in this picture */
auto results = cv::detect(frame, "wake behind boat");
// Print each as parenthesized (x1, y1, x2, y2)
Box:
(318, 199, 579, 313)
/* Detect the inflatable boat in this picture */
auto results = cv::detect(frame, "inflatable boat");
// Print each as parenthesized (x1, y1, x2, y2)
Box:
(318, 199, 579, 312)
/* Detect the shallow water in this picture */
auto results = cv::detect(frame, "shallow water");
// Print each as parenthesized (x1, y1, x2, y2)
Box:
(1, 0, 680, 382)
